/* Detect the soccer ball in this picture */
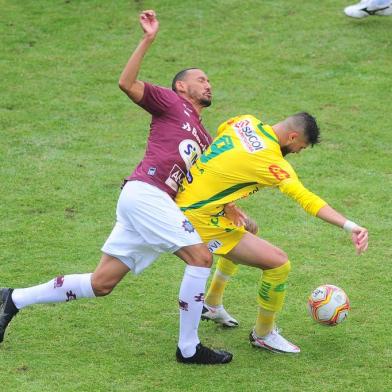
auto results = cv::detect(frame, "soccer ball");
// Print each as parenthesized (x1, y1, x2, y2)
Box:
(307, 284, 350, 326)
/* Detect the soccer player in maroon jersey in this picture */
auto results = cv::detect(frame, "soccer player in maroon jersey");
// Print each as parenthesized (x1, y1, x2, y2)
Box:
(0, 10, 232, 365)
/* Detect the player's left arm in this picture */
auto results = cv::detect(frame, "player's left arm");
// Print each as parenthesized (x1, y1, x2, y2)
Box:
(223, 203, 258, 234)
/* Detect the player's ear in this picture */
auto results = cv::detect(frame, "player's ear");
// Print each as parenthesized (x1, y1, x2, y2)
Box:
(288, 132, 299, 143)
(175, 80, 186, 94)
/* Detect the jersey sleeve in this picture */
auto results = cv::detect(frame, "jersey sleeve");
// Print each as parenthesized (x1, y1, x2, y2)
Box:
(263, 159, 327, 216)
(279, 179, 327, 216)
(137, 82, 177, 116)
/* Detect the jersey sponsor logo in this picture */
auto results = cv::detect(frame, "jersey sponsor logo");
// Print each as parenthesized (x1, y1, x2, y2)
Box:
(165, 164, 185, 192)
(207, 239, 222, 253)
(233, 119, 265, 153)
(179, 139, 202, 170)
(268, 164, 290, 181)
(186, 170, 193, 184)
(181, 122, 208, 151)
(239, 186, 259, 200)
(147, 167, 157, 176)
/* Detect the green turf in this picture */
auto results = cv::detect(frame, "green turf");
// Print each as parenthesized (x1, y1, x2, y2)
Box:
(1, 1, 391, 391)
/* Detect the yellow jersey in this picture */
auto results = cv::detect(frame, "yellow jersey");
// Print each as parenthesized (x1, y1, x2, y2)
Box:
(176, 114, 326, 217)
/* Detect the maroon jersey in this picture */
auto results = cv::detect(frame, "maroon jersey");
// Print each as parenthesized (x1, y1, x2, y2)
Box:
(128, 82, 213, 199)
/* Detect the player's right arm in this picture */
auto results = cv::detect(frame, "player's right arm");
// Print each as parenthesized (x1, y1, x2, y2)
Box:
(279, 172, 368, 255)
(316, 205, 368, 255)
(118, 10, 159, 103)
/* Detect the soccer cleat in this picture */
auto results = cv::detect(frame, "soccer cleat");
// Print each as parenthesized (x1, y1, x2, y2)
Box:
(176, 343, 233, 364)
(249, 327, 300, 354)
(0, 288, 19, 343)
(201, 304, 239, 327)
(344, 0, 392, 18)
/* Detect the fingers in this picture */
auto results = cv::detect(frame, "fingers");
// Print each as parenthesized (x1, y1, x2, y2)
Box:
(244, 218, 259, 235)
(234, 215, 247, 227)
(355, 228, 368, 242)
(236, 212, 248, 226)
(356, 241, 368, 255)
(139, 10, 159, 38)
(352, 228, 369, 255)
(140, 10, 156, 19)
(223, 203, 248, 227)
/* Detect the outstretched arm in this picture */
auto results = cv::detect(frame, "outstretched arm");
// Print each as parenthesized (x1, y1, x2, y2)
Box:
(118, 10, 159, 103)
(279, 179, 369, 255)
(316, 204, 368, 255)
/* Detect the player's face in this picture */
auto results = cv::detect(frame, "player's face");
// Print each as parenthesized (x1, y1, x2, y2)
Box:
(183, 69, 212, 107)
(281, 134, 309, 156)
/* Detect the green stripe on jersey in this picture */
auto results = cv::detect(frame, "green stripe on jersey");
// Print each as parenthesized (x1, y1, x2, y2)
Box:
(180, 182, 258, 212)
(257, 123, 279, 145)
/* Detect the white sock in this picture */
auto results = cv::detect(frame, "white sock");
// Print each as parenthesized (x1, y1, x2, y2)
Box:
(370, 0, 391, 8)
(11, 273, 95, 310)
(178, 265, 210, 358)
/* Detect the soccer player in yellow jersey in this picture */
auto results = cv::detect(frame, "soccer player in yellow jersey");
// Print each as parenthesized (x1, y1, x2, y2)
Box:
(176, 112, 369, 353)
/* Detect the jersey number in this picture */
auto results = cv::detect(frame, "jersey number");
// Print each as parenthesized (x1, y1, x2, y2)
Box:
(268, 164, 290, 181)
(200, 135, 234, 163)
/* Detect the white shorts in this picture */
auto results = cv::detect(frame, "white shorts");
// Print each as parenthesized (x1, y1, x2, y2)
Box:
(101, 180, 202, 274)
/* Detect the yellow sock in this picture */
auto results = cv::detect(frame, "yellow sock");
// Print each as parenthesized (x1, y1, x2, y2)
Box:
(255, 261, 291, 335)
(255, 307, 276, 337)
(205, 257, 239, 307)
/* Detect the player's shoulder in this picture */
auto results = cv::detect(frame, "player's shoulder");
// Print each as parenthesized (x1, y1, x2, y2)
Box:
(225, 114, 261, 126)
(143, 82, 178, 101)
(139, 82, 180, 113)
(217, 114, 261, 135)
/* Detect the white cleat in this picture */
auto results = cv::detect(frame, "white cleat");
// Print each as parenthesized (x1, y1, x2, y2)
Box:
(249, 327, 300, 354)
(344, 0, 392, 18)
(201, 304, 239, 327)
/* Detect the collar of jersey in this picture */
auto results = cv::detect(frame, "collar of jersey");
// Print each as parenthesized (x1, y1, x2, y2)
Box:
(179, 96, 202, 122)
(257, 123, 279, 145)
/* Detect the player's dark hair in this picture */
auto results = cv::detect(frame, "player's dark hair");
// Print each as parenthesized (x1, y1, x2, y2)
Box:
(172, 68, 198, 92)
(292, 112, 320, 146)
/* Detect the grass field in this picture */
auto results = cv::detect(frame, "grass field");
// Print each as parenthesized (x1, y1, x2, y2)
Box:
(1, 1, 391, 391)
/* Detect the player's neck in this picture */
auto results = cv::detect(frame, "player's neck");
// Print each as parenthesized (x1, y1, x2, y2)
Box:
(271, 123, 285, 146)
(179, 94, 204, 116)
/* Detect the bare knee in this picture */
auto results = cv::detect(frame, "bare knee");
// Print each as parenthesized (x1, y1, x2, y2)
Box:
(175, 244, 213, 268)
(274, 247, 288, 266)
(257, 247, 288, 270)
(91, 276, 116, 297)
(188, 249, 213, 268)
(91, 254, 129, 296)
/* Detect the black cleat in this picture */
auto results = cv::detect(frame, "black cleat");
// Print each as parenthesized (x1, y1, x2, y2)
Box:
(176, 343, 233, 364)
(0, 288, 19, 343)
